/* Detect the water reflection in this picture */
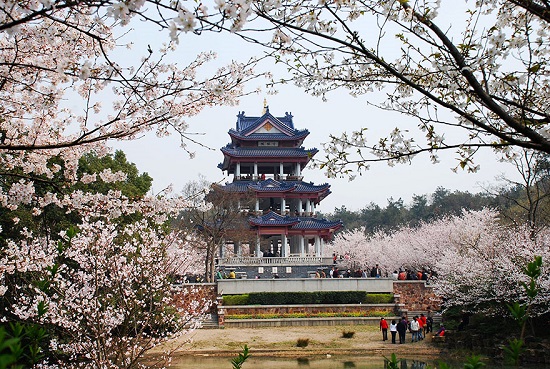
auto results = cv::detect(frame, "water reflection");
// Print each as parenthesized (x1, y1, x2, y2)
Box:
(169, 356, 436, 369)
(296, 358, 310, 366)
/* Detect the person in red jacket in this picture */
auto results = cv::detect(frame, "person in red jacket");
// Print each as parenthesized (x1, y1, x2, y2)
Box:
(380, 317, 389, 341)
(419, 313, 428, 338)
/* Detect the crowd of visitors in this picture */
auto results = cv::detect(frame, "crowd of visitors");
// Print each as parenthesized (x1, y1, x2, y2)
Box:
(381, 312, 437, 344)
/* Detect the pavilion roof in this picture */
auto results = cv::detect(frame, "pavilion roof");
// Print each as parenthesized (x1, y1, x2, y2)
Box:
(220, 146, 318, 158)
(248, 211, 300, 226)
(248, 211, 343, 231)
(219, 179, 331, 195)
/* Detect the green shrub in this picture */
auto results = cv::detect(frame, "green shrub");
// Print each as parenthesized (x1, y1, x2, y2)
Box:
(222, 292, 393, 305)
(223, 294, 249, 306)
(342, 331, 355, 338)
(365, 293, 394, 304)
(247, 291, 370, 305)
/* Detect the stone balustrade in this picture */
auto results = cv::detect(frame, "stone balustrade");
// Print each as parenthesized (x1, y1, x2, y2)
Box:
(220, 256, 333, 266)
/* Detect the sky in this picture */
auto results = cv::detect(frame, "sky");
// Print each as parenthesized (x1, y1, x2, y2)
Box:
(113, 9, 521, 213)
(116, 86, 518, 213)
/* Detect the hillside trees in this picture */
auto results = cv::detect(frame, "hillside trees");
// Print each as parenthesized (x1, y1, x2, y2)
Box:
(492, 150, 550, 235)
(322, 186, 495, 232)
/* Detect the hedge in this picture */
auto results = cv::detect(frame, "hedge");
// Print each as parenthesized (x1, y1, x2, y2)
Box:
(222, 292, 394, 305)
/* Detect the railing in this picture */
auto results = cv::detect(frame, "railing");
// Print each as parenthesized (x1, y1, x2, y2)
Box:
(234, 175, 304, 182)
(220, 256, 333, 266)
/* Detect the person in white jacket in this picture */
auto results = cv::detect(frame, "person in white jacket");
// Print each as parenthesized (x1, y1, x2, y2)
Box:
(410, 316, 420, 342)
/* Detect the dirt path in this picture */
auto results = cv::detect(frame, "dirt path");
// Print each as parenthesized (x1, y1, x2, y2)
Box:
(151, 325, 444, 359)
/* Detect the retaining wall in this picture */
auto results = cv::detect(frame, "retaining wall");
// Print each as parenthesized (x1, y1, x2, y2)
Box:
(171, 280, 441, 327)
(393, 281, 442, 312)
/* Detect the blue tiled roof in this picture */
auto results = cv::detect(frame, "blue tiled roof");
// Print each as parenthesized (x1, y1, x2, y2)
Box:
(218, 180, 331, 194)
(249, 211, 300, 226)
(248, 179, 295, 192)
(292, 217, 343, 230)
(221, 146, 318, 158)
(236, 109, 295, 133)
(228, 129, 310, 141)
(248, 211, 343, 231)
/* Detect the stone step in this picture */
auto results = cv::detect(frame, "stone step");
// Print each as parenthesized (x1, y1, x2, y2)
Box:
(199, 314, 219, 329)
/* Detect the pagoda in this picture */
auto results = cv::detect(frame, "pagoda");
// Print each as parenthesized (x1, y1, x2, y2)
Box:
(216, 104, 343, 277)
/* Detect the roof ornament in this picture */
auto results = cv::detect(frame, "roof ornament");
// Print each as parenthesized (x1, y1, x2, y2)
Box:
(262, 98, 269, 114)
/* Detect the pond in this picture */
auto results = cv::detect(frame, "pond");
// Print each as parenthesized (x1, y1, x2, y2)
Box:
(170, 355, 451, 369)
(169, 355, 550, 369)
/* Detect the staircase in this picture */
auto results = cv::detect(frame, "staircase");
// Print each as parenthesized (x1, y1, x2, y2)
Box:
(199, 313, 219, 329)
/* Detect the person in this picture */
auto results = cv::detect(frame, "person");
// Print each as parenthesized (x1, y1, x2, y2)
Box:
(417, 314, 425, 340)
(370, 264, 381, 278)
(419, 313, 428, 338)
(436, 325, 446, 337)
(380, 317, 389, 341)
(420, 312, 429, 338)
(426, 311, 434, 333)
(410, 316, 420, 342)
(392, 270, 399, 280)
(396, 317, 407, 344)
(389, 319, 398, 344)
(332, 253, 337, 264)
(333, 267, 340, 278)
(398, 269, 407, 280)
(228, 270, 236, 279)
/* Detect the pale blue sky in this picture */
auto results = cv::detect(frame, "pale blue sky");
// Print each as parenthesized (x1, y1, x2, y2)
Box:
(113, 11, 519, 213)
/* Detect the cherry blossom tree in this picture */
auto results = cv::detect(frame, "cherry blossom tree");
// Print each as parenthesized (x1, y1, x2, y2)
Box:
(0, 2, 266, 367)
(327, 209, 550, 316)
(0, 0, 265, 216)
(1, 194, 210, 368)
(178, 0, 550, 177)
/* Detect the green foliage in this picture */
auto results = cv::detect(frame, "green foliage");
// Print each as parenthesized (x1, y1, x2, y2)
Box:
(322, 187, 497, 232)
(503, 256, 543, 366)
(0, 326, 22, 369)
(223, 294, 250, 306)
(506, 302, 527, 327)
(246, 291, 370, 305)
(366, 293, 394, 304)
(74, 150, 152, 197)
(503, 338, 524, 366)
(463, 355, 486, 369)
(296, 338, 309, 347)
(230, 344, 250, 369)
(383, 353, 400, 369)
(0, 322, 48, 369)
(0, 150, 152, 246)
(223, 291, 393, 306)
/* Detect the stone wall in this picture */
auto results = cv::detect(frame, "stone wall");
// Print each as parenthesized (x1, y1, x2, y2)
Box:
(171, 280, 442, 327)
(393, 281, 441, 312)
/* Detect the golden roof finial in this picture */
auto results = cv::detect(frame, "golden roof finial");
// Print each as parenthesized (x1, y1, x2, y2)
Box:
(262, 98, 268, 114)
